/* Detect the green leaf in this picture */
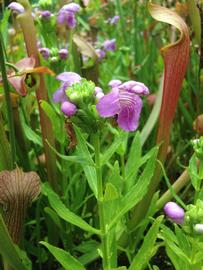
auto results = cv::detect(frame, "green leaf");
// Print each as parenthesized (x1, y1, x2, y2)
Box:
(103, 183, 119, 225)
(47, 141, 94, 166)
(101, 131, 127, 165)
(125, 132, 142, 190)
(22, 121, 42, 146)
(108, 147, 158, 229)
(0, 214, 29, 270)
(40, 100, 65, 144)
(42, 183, 100, 235)
(40, 241, 86, 270)
(128, 216, 163, 270)
(74, 125, 98, 198)
(108, 161, 122, 193)
(188, 154, 200, 191)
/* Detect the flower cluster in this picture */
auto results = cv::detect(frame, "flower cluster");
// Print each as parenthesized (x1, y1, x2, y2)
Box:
(57, 3, 80, 28)
(53, 72, 81, 116)
(96, 79, 149, 132)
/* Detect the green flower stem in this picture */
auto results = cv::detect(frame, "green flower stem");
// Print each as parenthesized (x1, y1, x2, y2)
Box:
(0, 113, 12, 170)
(16, 0, 58, 191)
(156, 168, 190, 210)
(115, 0, 128, 42)
(68, 29, 75, 71)
(93, 135, 111, 270)
(0, 32, 16, 168)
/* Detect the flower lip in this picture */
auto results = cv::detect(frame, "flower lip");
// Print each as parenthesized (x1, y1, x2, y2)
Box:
(8, 2, 25, 13)
(164, 202, 185, 224)
(119, 81, 149, 95)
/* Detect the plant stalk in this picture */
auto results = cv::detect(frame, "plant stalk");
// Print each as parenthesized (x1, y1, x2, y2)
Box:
(0, 32, 16, 168)
(94, 134, 111, 270)
(17, 0, 58, 191)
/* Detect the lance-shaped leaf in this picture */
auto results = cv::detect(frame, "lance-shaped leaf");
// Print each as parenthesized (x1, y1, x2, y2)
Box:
(0, 167, 41, 243)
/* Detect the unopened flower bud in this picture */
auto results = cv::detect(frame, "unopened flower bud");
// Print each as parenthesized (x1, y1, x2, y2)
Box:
(164, 202, 185, 224)
(194, 224, 203, 233)
(61, 101, 77, 116)
(39, 47, 50, 60)
(59, 48, 68, 60)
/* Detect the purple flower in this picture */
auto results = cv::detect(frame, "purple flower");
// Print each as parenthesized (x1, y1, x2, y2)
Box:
(102, 39, 116, 52)
(95, 49, 106, 61)
(53, 72, 81, 103)
(59, 49, 68, 60)
(164, 202, 185, 224)
(57, 3, 80, 28)
(40, 10, 52, 19)
(39, 47, 50, 60)
(107, 15, 120, 25)
(61, 101, 77, 116)
(96, 80, 149, 131)
(8, 2, 24, 13)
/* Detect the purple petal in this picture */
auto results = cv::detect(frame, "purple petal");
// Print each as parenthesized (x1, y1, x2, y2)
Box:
(61, 101, 77, 116)
(102, 39, 116, 51)
(53, 84, 68, 103)
(61, 3, 80, 13)
(57, 10, 67, 24)
(56, 72, 81, 84)
(119, 81, 149, 96)
(8, 2, 25, 13)
(94, 86, 103, 95)
(40, 10, 52, 18)
(95, 49, 106, 61)
(117, 95, 142, 131)
(66, 12, 76, 28)
(119, 81, 137, 91)
(131, 82, 149, 95)
(108, 15, 120, 25)
(108, 79, 122, 89)
(96, 92, 104, 100)
(164, 202, 185, 224)
(96, 89, 120, 117)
